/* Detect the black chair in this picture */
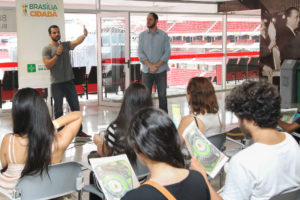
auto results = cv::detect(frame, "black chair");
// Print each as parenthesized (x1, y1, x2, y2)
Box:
(270, 187, 300, 200)
(130, 64, 141, 82)
(0, 70, 19, 108)
(72, 67, 86, 97)
(103, 64, 125, 98)
(248, 57, 260, 78)
(86, 66, 97, 99)
(226, 58, 238, 83)
(236, 57, 249, 81)
(207, 133, 226, 151)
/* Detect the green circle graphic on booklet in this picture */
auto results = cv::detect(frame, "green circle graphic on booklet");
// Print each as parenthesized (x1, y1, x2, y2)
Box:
(95, 160, 133, 199)
(188, 131, 219, 172)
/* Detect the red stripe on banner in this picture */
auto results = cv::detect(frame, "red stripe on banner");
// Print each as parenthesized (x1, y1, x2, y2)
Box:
(0, 62, 18, 68)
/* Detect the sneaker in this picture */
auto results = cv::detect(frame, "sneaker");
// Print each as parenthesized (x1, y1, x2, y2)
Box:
(77, 131, 91, 138)
(75, 131, 92, 142)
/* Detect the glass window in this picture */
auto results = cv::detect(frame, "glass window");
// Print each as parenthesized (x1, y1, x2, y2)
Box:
(225, 15, 260, 88)
(0, 32, 17, 63)
(130, 13, 260, 93)
(130, 13, 223, 95)
(64, 13, 97, 74)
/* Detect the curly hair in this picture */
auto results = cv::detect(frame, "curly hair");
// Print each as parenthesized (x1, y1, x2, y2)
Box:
(187, 77, 219, 115)
(225, 81, 281, 128)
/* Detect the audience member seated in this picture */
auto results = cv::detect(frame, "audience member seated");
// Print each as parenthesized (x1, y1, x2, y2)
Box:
(192, 81, 300, 200)
(121, 107, 210, 200)
(0, 88, 82, 194)
(93, 82, 153, 157)
(178, 77, 222, 140)
(90, 83, 152, 200)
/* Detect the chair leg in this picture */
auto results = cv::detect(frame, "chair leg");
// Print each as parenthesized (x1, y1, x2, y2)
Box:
(78, 190, 82, 200)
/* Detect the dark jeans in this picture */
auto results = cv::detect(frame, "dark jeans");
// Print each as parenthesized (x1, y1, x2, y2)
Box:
(51, 80, 82, 133)
(142, 71, 168, 113)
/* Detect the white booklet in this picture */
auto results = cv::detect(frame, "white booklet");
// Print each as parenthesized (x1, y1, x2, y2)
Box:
(89, 154, 140, 200)
(280, 108, 298, 123)
(182, 122, 228, 178)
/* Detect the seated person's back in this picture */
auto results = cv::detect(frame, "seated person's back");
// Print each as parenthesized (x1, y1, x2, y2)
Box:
(222, 81, 300, 200)
(121, 108, 210, 200)
(178, 77, 222, 140)
(223, 132, 300, 199)
(0, 88, 82, 192)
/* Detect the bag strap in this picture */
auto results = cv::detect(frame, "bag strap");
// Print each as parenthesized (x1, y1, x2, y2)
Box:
(193, 116, 199, 128)
(143, 180, 176, 200)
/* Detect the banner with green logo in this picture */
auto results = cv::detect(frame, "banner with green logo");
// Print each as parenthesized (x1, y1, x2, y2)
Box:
(16, 0, 65, 89)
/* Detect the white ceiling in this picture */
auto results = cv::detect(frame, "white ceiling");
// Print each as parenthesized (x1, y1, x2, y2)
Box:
(132, 0, 235, 3)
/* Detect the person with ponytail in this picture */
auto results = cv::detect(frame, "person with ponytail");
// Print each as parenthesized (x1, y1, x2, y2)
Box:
(178, 77, 222, 143)
(121, 107, 210, 200)
(0, 88, 82, 193)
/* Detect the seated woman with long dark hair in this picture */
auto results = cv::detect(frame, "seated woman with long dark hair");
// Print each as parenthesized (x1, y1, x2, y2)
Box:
(90, 83, 153, 200)
(178, 77, 222, 141)
(0, 88, 82, 192)
(93, 82, 153, 157)
(121, 107, 210, 200)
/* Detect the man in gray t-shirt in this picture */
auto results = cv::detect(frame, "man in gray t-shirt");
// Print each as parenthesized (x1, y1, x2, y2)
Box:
(42, 25, 90, 138)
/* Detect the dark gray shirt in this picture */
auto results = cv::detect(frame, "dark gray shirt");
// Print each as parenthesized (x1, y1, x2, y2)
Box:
(42, 41, 74, 84)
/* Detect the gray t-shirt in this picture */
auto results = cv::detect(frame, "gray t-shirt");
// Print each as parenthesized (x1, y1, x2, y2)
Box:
(42, 41, 74, 84)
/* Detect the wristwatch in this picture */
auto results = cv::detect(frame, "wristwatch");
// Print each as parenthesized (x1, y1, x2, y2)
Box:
(55, 53, 60, 57)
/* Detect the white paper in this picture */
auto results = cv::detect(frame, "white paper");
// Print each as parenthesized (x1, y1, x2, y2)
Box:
(182, 122, 228, 178)
(280, 108, 298, 123)
(89, 154, 139, 200)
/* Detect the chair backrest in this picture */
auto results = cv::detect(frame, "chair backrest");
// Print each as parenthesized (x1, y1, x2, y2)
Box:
(3, 70, 18, 91)
(227, 58, 238, 73)
(15, 161, 83, 200)
(73, 67, 86, 85)
(130, 64, 141, 81)
(207, 133, 226, 151)
(270, 187, 300, 200)
(227, 58, 238, 65)
(133, 158, 150, 182)
(248, 57, 259, 66)
(238, 57, 249, 66)
(112, 65, 124, 83)
(88, 66, 97, 84)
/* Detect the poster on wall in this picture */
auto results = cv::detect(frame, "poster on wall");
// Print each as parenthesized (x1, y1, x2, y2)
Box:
(16, 0, 65, 89)
(260, 0, 300, 80)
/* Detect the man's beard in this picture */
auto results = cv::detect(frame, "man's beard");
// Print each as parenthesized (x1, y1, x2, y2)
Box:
(51, 36, 60, 42)
(147, 23, 156, 29)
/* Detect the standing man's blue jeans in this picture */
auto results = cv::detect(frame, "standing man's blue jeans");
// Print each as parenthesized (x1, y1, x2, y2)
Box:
(142, 71, 168, 113)
(51, 80, 82, 133)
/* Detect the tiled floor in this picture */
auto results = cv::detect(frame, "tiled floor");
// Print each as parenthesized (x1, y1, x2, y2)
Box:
(0, 91, 241, 200)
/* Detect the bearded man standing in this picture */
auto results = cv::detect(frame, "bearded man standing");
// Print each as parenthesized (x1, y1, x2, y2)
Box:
(138, 12, 171, 113)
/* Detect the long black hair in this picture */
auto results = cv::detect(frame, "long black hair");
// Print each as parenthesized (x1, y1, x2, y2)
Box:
(127, 107, 185, 168)
(105, 82, 153, 155)
(12, 88, 54, 177)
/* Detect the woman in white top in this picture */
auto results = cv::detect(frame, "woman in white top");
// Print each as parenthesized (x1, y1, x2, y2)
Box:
(0, 88, 82, 192)
(178, 77, 222, 142)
